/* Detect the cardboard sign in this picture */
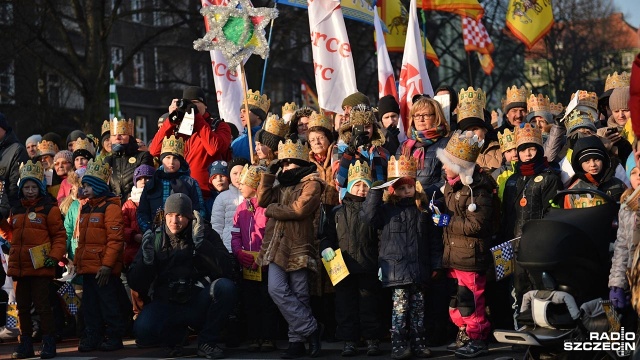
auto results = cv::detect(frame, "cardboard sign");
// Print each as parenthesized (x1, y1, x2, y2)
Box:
(322, 249, 350, 285)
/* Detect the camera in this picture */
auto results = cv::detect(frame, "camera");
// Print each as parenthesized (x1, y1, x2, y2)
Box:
(169, 98, 197, 125)
(168, 278, 193, 303)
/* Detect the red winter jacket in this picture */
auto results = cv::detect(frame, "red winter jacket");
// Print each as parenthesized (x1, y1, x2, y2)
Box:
(630, 52, 640, 137)
(149, 111, 232, 198)
(121, 198, 141, 266)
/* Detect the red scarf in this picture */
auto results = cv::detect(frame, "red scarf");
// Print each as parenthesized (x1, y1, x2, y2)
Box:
(519, 158, 549, 176)
(313, 153, 327, 164)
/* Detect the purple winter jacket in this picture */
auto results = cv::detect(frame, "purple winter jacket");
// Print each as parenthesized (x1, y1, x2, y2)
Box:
(230, 197, 268, 257)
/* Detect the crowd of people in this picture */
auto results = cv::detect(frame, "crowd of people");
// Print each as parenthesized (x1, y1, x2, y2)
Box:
(1, 56, 640, 360)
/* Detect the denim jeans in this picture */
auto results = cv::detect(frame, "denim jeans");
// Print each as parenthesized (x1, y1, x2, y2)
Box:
(134, 278, 237, 346)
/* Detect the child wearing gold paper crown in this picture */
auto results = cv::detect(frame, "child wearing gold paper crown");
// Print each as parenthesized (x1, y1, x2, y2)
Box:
(137, 135, 204, 234)
(321, 160, 383, 357)
(230, 164, 278, 353)
(492, 129, 518, 202)
(361, 155, 442, 360)
(434, 130, 497, 358)
(253, 114, 287, 166)
(9, 160, 66, 359)
(74, 159, 126, 352)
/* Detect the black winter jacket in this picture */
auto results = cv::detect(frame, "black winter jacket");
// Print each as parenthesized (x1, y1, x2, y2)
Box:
(501, 168, 562, 241)
(104, 140, 153, 203)
(361, 189, 442, 288)
(0, 130, 28, 212)
(397, 136, 449, 196)
(321, 193, 378, 274)
(127, 222, 238, 302)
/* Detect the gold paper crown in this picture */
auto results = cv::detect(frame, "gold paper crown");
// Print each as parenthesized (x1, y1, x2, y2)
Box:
(444, 130, 483, 163)
(308, 111, 333, 131)
(348, 160, 372, 184)
(565, 110, 596, 133)
(501, 85, 530, 111)
(605, 71, 630, 92)
(527, 94, 551, 113)
(73, 137, 96, 156)
(388, 155, 418, 180)
(278, 139, 309, 162)
(497, 128, 517, 153)
(457, 87, 486, 121)
(549, 102, 564, 116)
(20, 160, 44, 182)
(515, 123, 543, 148)
(282, 102, 298, 116)
(571, 90, 598, 110)
(37, 140, 56, 156)
(101, 120, 110, 136)
(110, 117, 134, 136)
(246, 89, 271, 114)
(161, 135, 185, 157)
(239, 164, 265, 190)
(262, 114, 288, 138)
(84, 158, 111, 183)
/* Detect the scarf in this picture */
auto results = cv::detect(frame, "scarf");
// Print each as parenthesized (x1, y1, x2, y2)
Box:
(622, 188, 640, 211)
(277, 165, 317, 187)
(411, 125, 447, 145)
(447, 175, 461, 187)
(313, 153, 327, 164)
(129, 185, 144, 203)
(518, 154, 550, 177)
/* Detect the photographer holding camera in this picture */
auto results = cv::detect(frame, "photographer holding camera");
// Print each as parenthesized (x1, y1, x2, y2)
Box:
(335, 105, 390, 195)
(149, 86, 232, 199)
(128, 193, 238, 359)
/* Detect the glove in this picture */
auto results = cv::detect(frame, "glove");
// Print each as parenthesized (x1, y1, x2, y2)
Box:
(192, 211, 205, 248)
(609, 287, 626, 309)
(141, 229, 156, 265)
(267, 160, 280, 175)
(44, 256, 57, 268)
(321, 248, 336, 262)
(238, 251, 255, 268)
(95, 266, 111, 287)
(386, 124, 400, 137)
(432, 214, 451, 227)
(431, 269, 445, 281)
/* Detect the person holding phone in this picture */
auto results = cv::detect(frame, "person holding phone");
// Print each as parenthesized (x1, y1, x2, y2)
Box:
(596, 86, 633, 164)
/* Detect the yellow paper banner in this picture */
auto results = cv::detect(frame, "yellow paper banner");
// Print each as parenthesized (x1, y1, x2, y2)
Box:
(322, 249, 350, 286)
(242, 251, 262, 282)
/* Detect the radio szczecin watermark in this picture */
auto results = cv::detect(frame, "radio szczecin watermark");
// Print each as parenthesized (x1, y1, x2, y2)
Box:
(564, 327, 635, 356)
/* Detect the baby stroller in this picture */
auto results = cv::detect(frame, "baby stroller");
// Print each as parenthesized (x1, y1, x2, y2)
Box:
(493, 189, 630, 359)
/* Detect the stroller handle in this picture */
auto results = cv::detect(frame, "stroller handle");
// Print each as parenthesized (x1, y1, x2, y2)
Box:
(552, 188, 616, 208)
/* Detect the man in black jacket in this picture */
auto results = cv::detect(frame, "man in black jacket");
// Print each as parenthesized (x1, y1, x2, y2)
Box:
(103, 118, 153, 203)
(128, 193, 238, 359)
(0, 113, 28, 211)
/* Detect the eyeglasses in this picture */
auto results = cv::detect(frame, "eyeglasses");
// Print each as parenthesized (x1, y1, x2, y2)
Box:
(412, 113, 435, 120)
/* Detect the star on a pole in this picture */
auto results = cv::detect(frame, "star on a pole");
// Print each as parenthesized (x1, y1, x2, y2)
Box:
(194, 0, 278, 69)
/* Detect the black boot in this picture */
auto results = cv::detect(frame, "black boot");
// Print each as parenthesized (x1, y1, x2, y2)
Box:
(280, 342, 306, 359)
(12, 335, 35, 359)
(447, 327, 470, 352)
(308, 323, 324, 358)
(366, 339, 382, 356)
(40, 335, 57, 359)
(77, 330, 100, 352)
(341, 341, 358, 357)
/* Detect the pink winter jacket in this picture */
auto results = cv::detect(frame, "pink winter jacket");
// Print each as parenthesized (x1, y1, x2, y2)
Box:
(230, 197, 267, 257)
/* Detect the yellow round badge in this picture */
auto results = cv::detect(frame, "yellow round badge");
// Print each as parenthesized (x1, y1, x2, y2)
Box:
(534, 175, 543, 183)
(129, 157, 136, 164)
(28, 212, 36, 220)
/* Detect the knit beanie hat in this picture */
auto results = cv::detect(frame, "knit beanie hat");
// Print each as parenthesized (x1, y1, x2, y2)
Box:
(183, 86, 207, 106)
(82, 175, 110, 197)
(66, 130, 86, 146)
(53, 150, 73, 165)
(626, 153, 636, 181)
(26, 134, 42, 147)
(255, 129, 284, 153)
(229, 157, 250, 171)
(378, 95, 400, 117)
(208, 160, 229, 179)
(42, 132, 63, 153)
(342, 92, 371, 109)
(571, 135, 610, 174)
(133, 164, 156, 184)
(164, 193, 194, 218)
(609, 86, 630, 112)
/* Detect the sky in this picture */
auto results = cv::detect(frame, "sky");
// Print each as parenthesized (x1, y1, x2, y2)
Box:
(614, 0, 640, 28)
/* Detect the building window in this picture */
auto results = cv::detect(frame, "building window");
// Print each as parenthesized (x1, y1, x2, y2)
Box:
(47, 73, 61, 107)
(530, 65, 541, 77)
(603, 54, 615, 68)
(199, 63, 208, 89)
(0, 2, 13, 25)
(131, 0, 142, 22)
(133, 52, 145, 87)
(111, 46, 124, 84)
(622, 53, 634, 69)
(0, 61, 15, 104)
(135, 116, 147, 143)
(154, 47, 163, 89)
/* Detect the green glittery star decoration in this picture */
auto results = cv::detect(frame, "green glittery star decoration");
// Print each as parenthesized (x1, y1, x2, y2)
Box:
(194, 0, 278, 69)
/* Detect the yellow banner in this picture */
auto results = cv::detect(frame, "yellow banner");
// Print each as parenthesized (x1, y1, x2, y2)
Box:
(377, 0, 440, 66)
(322, 249, 350, 286)
(417, 0, 484, 20)
(505, 0, 554, 49)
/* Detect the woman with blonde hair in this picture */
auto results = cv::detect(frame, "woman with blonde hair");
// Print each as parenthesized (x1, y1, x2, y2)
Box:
(397, 97, 450, 195)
